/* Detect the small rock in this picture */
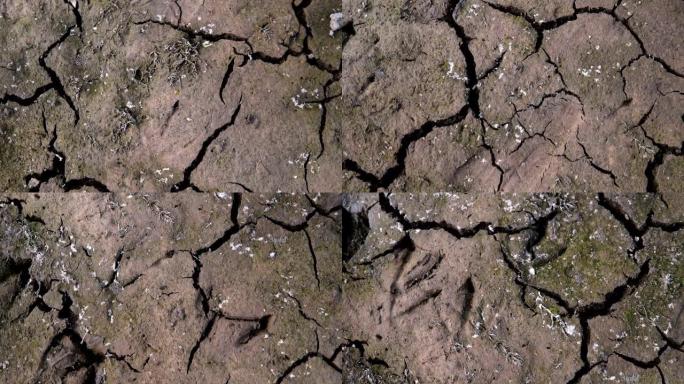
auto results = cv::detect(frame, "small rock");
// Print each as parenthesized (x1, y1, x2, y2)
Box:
(564, 324, 576, 336)
(27, 177, 39, 189)
(330, 13, 350, 34)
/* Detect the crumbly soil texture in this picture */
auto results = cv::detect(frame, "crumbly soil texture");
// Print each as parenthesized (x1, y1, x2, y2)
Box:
(1, 0, 683, 384)
(341, 0, 684, 193)
(1, 0, 347, 193)
(1, 192, 682, 383)
(0, 0, 681, 193)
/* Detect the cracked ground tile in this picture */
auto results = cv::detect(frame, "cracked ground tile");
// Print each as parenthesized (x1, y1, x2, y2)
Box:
(0, 1, 72, 104)
(0, 192, 347, 384)
(1, 0, 684, 383)
(340, 192, 683, 383)
(342, 0, 684, 193)
(1, 0, 682, 192)
(0, 0, 349, 192)
(2, 193, 683, 383)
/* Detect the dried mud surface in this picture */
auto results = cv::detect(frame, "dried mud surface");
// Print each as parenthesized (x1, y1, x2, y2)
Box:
(1, 1, 683, 384)
(341, 0, 683, 193)
(0, 0, 681, 193)
(1, 0, 347, 193)
(1, 193, 683, 383)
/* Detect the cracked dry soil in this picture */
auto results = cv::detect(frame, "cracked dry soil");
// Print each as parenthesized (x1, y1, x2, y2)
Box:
(1, 0, 683, 384)
(1, 193, 683, 383)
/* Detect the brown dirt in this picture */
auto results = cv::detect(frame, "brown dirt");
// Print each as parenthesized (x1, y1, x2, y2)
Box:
(1, 1, 682, 383)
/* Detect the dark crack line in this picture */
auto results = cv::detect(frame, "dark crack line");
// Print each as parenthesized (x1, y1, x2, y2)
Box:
(571, 195, 679, 313)
(596, 193, 644, 258)
(63, 0, 83, 33)
(479, 120, 505, 190)
(4, 1, 85, 112)
(38, 26, 80, 125)
(106, 351, 141, 373)
(608, 326, 684, 383)
(523, 208, 559, 262)
(189, 252, 212, 316)
(638, 125, 684, 194)
(171, 97, 242, 192)
(330, 339, 366, 362)
(233, 43, 338, 78)
(305, 194, 343, 221)
(291, 0, 341, 76)
(501, 197, 658, 384)
(315, 79, 340, 159)
(187, 312, 217, 373)
(616, 10, 683, 79)
(63, 178, 111, 192)
(274, 352, 320, 383)
(509, 121, 557, 155)
(274, 333, 343, 384)
(173, 0, 183, 25)
(233, 43, 291, 67)
(477, 49, 506, 81)
(596, 193, 683, 257)
(303, 228, 320, 288)
(576, 258, 650, 318)
(498, 239, 565, 313)
(264, 209, 329, 287)
(133, 19, 247, 43)
(344, 0, 488, 191)
(442, 0, 480, 116)
(378, 192, 675, 384)
(0, 84, 54, 106)
(23, 110, 111, 192)
(227, 0, 344, 78)
(494, 196, 657, 384)
(33, 291, 105, 383)
(194, 193, 243, 255)
(24, 111, 65, 191)
(263, 199, 328, 232)
(265, 214, 311, 232)
(12, 279, 59, 323)
(218, 58, 235, 104)
(184, 193, 245, 343)
(285, 292, 322, 328)
(656, 326, 684, 352)
(303, 152, 311, 193)
(541, 49, 578, 102)
(576, 131, 619, 187)
(565, 354, 605, 384)
(343, 105, 470, 191)
(482, 2, 546, 52)
(378, 193, 532, 239)
(227, 181, 253, 192)
(517, 89, 583, 115)
(565, 257, 651, 383)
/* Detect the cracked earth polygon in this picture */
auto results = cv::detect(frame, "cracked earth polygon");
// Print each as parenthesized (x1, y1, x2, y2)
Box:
(1, 0, 683, 383)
